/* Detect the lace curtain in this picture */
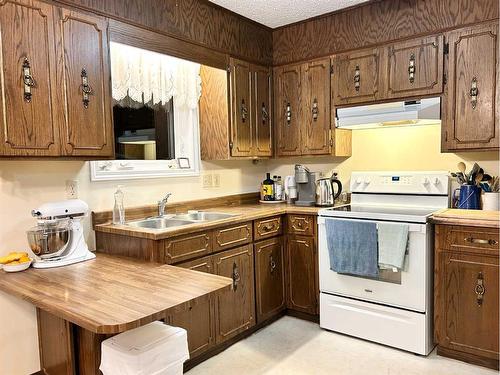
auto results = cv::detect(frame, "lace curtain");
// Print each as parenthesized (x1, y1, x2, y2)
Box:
(110, 42, 202, 109)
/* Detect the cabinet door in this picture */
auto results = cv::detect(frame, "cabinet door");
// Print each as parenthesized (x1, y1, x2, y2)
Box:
(56, 9, 113, 157)
(254, 237, 285, 322)
(230, 58, 252, 157)
(0, 0, 60, 156)
(302, 59, 331, 155)
(213, 244, 255, 343)
(274, 64, 301, 156)
(435, 251, 499, 361)
(286, 236, 318, 314)
(386, 35, 444, 99)
(443, 22, 499, 151)
(332, 48, 381, 105)
(172, 256, 215, 358)
(252, 64, 272, 157)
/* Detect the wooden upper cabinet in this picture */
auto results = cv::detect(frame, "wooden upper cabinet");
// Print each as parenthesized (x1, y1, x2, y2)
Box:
(332, 47, 381, 105)
(442, 22, 499, 151)
(386, 35, 444, 99)
(302, 58, 331, 155)
(56, 9, 113, 157)
(274, 64, 302, 156)
(229, 58, 252, 157)
(252, 64, 272, 157)
(0, 0, 61, 156)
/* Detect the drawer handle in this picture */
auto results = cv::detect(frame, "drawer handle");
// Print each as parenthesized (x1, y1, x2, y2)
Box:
(269, 255, 276, 274)
(232, 262, 240, 291)
(22, 58, 36, 102)
(475, 272, 485, 306)
(464, 237, 498, 246)
(263, 223, 274, 232)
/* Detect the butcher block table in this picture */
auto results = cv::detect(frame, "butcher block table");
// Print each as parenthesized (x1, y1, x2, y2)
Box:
(0, 253, 232, 375)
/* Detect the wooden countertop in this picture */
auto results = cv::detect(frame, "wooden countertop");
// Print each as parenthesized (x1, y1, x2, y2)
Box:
(431, 209, 500, 228)
(0, 254, 232, 334)
(94, 203, 333, 240)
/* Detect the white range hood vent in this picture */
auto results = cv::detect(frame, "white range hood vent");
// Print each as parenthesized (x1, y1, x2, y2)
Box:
(335, 97, 441, 130)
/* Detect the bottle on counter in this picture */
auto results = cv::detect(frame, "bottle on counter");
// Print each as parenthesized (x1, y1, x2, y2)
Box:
(113, 185, 125, 225)
(261, 173, 275, 201)
(275, 176, 284, 201)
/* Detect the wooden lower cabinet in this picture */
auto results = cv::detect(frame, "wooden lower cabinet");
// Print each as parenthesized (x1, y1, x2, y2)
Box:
(435, 224, 499, 370)
(285, 235, 318, 315)
(254, 237, 286, 322)
(213, 244, 256, 343)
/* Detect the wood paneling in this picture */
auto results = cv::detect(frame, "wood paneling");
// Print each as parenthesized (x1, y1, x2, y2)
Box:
(56, 8, 113, 156)
(273, 0, 499, 65)
(386, 34, 444, 98)
(274, 64, 302, 156)
(199, 65, 231, 160)
(213, 222, 253, 252)
(331, 47, 381, 105)
(302, 58, 331, 154)
(254, 237, 285, 322)
(229, 58, 253, 156)
(252, 64, 272, 156)
(57, 0, 273, 65)
(254, 216, 282, 241)
(96, 232, 160, 261)
(163, 231, 212, 264)
(442, 22, 499, 151)
(0, 0, 61, 156)
(213, 244, 255, 343)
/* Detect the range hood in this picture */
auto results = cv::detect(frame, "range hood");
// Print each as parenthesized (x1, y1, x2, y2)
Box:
(335, 97, 441, 130)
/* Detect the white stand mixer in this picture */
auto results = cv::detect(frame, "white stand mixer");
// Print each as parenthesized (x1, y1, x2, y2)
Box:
(28, 199, 95, 269)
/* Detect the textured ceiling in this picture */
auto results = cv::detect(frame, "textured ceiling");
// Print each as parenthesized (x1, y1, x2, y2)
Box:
(208, 0, 370, 28)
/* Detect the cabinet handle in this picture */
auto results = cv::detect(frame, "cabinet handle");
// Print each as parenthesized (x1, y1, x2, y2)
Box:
(22, 58, 36, 103)
(263, 223, 274, 232)
(285, 102, 292, 125)
(354, 65, 361, 92)
(269, 255, 276, 274)
(232, 262, 240, 291)
(469, 77, 479, 109)
(261, 102, 269, 124)
(464, 237, 498, 246)
(240, 99, 248, 123)
(80, 69, 93, 109)
(312, 98, 319, 121)
(475, 272, 485, 306)
(408, 53, 416, 83)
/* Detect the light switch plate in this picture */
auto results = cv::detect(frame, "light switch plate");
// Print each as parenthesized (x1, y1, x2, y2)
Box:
(202, 174, 213, 188)
(65, 180, 79, 199)
(213, 174, 220, 188)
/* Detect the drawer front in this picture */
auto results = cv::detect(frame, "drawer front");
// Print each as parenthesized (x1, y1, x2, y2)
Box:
(254, 216, 283, 240)
(287, 215, 315, 236)
(177, 256, 214, 274)
(437, 225, 499, 255)
(213, 222, 253, 252)
(164, 232, 212, 264)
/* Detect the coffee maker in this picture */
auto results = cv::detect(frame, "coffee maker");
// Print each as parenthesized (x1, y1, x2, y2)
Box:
(294, 165, 319, 206)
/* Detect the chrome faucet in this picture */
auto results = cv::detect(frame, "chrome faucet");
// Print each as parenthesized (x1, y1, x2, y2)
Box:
(158, 193, 172, 217)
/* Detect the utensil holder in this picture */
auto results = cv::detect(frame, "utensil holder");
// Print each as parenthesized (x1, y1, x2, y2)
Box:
(482, 192, 500, 211)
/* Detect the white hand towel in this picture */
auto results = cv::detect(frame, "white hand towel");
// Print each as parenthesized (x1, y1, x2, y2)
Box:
(377, 222, 409, 270)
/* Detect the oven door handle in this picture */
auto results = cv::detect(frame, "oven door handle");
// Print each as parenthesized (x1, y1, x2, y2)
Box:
(318, 218, 426, 235)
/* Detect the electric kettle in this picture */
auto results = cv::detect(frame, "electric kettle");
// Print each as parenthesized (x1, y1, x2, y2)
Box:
(316, 173, 342, 206)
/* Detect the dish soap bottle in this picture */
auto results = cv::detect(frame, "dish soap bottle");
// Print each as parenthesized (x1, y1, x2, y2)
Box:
(113, 185, 125, 225)
(261, 173, 274, 201)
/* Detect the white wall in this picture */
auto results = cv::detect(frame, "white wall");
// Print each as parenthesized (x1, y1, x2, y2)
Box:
(1, 124, 498, 374)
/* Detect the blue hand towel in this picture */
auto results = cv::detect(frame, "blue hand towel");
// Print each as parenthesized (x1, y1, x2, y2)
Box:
(325, 219, 379, 277)
(377, 222, 409, 270)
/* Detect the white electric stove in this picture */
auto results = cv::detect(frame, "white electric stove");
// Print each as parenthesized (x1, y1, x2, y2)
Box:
(318, 171, 450, 355)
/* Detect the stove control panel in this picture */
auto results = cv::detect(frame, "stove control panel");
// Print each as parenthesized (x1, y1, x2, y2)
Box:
(351, 171, 450, 195)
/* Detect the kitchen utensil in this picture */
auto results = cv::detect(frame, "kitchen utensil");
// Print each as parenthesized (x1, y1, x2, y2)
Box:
(457, 162, 467, 179)
(468, 163, 480, 184)
(456, 184, 481, 210)
(482, 174, 493, 182)
(316, 172, 343, 207)
(28, 199, 95, 268)
(475, 172, 483, 186)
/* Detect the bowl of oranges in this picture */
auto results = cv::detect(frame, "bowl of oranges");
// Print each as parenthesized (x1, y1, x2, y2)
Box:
(0, 252, 32, 272)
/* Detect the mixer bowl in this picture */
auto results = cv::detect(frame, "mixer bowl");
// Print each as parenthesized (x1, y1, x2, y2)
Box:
(27, 222, 70, 259)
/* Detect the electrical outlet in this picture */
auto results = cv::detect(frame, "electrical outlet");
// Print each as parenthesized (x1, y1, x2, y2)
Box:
(65, 180, 79, 199)
(213, 173, 220, 188)
(202, 174, 213, 188)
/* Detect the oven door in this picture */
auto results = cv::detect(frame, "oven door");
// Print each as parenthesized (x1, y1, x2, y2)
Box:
(318, 216, 432, 312)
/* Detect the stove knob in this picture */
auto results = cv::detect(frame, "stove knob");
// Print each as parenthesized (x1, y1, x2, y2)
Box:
(422, 177, 430, 185)
(433, 177, 440, 185)
(356, 178, 363, 185)
(364, 178, 371, 185)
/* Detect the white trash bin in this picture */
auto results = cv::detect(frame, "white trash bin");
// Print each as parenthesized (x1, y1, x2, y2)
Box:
(100, 321, 189, 375)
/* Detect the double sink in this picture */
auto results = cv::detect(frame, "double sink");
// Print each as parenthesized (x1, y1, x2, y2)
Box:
(126, 211, 237, 230)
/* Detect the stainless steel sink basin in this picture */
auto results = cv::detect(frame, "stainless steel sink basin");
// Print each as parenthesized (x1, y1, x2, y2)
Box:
(173, 212, 236, 221)
(126, 217, 196, 230)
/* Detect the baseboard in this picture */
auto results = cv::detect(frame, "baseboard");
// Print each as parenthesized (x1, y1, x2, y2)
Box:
(437, 345, 499, 370)
(286, 309, 319, 323)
